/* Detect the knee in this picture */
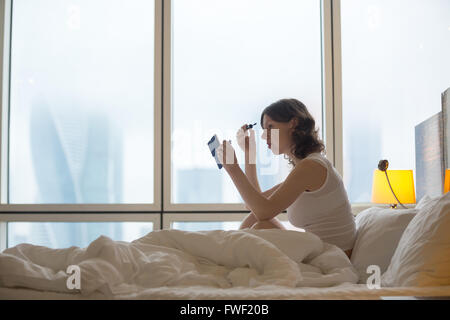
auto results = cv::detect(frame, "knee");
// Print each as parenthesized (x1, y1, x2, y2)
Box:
(251, 220, 281, 230)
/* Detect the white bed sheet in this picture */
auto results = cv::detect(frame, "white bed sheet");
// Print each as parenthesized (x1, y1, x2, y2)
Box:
(1, 284, 450, 300)
(0, 229, 359, 296)
(2, 229, 450, 300)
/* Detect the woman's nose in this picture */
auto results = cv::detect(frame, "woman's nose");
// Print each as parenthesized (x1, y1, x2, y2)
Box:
(261, 129, 271, 141)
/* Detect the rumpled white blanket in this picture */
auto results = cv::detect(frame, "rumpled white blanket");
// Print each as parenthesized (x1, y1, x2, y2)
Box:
(0, 229, 358, 297)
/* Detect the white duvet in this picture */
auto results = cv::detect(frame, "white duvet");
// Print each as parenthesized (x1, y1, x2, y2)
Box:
(0, 229, 358, 297)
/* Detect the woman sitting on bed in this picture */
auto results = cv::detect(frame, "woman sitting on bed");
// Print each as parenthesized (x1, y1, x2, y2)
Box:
(216, 98, 356, 259)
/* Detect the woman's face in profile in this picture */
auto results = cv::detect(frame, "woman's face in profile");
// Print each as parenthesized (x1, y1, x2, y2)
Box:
(261, 114, 295, 156)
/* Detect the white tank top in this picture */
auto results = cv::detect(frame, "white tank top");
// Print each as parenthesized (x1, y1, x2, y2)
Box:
(287, 152, 356, 251)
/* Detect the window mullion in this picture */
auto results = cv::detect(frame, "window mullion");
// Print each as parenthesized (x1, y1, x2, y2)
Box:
(0, 0, 11, 206)
(322, 0, 343, 176)
(331, 0, 343, 177)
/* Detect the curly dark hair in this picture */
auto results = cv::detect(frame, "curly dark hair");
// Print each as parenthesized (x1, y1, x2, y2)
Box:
(260, 98, 325, 167)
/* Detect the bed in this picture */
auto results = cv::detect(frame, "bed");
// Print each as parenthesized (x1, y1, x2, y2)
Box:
(0, 192, 449, 300)
(2, 283, 450, 300)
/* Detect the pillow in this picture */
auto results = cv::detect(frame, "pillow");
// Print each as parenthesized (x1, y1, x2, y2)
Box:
(381, 192, 450, 287)
(415, 194, 434, 209)
(350, 206, 417, 284)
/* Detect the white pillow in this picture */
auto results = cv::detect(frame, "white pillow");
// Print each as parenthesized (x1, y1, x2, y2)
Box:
(415, 194, 433, 209)
(381, 192, 450, 287)
(351, 206, 417, 284)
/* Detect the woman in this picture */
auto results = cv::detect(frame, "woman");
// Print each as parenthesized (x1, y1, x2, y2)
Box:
(216, 98, 356, 259)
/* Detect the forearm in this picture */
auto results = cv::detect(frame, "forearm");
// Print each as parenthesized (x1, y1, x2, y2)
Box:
(245, 163, 261, 193)
(239, 212, 258, 229)
(244, 147, 260, 192)
(226, 165, 272, 220)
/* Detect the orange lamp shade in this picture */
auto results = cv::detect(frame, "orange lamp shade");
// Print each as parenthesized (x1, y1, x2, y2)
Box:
(371, 169, 416, 204)
(444, 169, 450, 193)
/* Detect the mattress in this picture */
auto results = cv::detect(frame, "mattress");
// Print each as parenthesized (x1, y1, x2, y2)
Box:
(1, 283, 450, 300)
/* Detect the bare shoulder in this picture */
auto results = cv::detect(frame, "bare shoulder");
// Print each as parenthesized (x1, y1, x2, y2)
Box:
(300, 158, 327, 172)
(291, 158, 327, 191)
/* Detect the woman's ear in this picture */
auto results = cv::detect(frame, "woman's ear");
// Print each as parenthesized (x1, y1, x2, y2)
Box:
(289, 118, 298, 129)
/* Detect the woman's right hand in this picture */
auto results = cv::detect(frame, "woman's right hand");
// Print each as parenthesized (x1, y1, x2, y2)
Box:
(236, 124, 256, 161)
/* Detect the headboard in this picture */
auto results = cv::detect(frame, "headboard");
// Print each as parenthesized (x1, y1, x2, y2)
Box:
(442, 87, 450, 169)
(414, 87, 450, 201)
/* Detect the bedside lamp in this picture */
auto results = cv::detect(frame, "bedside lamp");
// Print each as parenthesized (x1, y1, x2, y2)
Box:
(444, 169, 450, 194)
(371, 163, 416, 208)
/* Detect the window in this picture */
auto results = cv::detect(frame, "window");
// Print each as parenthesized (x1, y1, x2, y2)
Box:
(166, 213, 304, 231)
(341, 0, 450, 202)
(172, 221, 241, 232)
(171, 221, 301, 231)
(170, 0, 324, 205)
(1, 0, 328, 247)
(8, 221, 154, 248)
(9, 0, 155, 204)
(1, 0, 159, 248)
(7, 0, 437, 248)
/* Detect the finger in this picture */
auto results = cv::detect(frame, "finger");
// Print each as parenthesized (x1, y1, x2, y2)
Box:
(237, 128, 247, 138)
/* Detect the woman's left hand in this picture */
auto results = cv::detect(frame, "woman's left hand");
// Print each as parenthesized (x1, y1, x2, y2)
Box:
(216, 140, 239, 172)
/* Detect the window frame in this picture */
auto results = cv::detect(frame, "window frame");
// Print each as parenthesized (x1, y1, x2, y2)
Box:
(163, 213, 251, 230)
(0, 213, 161, 251)
(0, 0, 163, 212)
(164, 212, 304, 230)
(0, 0, 368, 250)
(163, 0, 339, 211)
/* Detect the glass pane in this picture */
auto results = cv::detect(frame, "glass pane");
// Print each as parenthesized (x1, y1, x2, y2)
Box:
(341, 0, 450, 202)
(171, 0, 323, 203)
(172, 221, 241, 231)
(9, 0, 155, 204)
(171, 220, 304, 231)
(7, 222, 154, 249)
